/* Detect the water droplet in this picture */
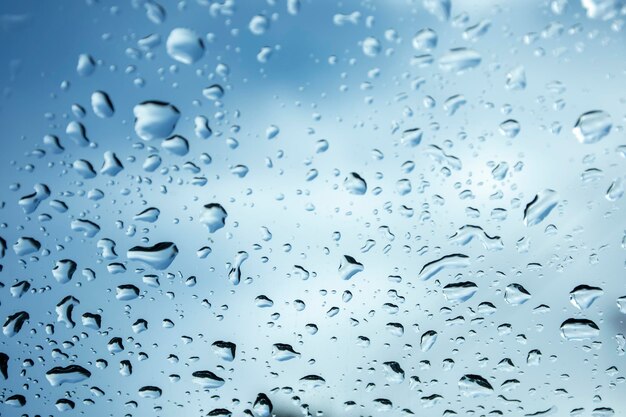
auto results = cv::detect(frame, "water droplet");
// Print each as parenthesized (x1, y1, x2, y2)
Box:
(401, 128, 423, 147)
(252, 393, 273, 417)
(560, 318, 600, 340)
(418, 254, 470, 281)
(192, 370, 225, 389)
(200, 203, 227, 232)
(45, 365, 91, 386)
(605, 177, 624, 201)
(101, 151, 123, 176)
(212, 341, 236, 362)
(423, 0, 451, 21)
(66, 121, 89, 146)
(443, 95, 466, 116)
(13, 237, 41, 256)
(266, 124, 280, 140)
(3, 311, 29, 337)
(443, 282, 478, 303)
(459, 374, 494, 397)
(203, 84, 225, 101)
(161, 135, 189, 156)
(499, 119, 521, 138)
(573, 110, 612, 144)
(382, 361, 405, 383)
(338, 255, 364, 280)
(228, 251, 248, 285)
(194, 116, 212, 139)
(582, 0, 620, 19)
(439, 48, 482, 73)
(91, 91, 114, 118)
(449, 225, 503, 251)
(127, 242, 178, 270)
(76, 54, 96, 76)
(131, 104, 180, 146)
(134, 207, 160, 223)
(412, 28, 438, 51)
(420, 330, 438, 352)
(272, 343, 301, 361)
(19, 183, 50, 214)
(249, 15, 270, 35)
(506, 66, 527, 90)
(138, 386, 162, 399)
(504, 283, 532, 306)
(569, 285, 604, 310)
(362, 36, 381, 57)
(299, 374, 325, 388)
(52, 259, 77, 284)
(523, 189, 558, 226)
(344, 173, 367, 195)
(166, 28, 204, 64)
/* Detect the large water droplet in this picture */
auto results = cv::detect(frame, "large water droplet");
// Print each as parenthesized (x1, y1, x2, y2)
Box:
(560, 318, 600, 340)
(91, 91, 114, 118)
(459, 374, 494, 397)
(200, 203, 228, 232)
(569, 285, 604, 310)
(192, 370, 225, 389)
(127, 242, 178, 270)
(45, 365, 91, 386)
(133, 101, 180, 141)
(166, 28, 204, 64)
(573, 110, 612, 144)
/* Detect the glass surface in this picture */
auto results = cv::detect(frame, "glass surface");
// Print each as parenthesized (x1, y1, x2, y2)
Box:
(0, 0, 625, 416)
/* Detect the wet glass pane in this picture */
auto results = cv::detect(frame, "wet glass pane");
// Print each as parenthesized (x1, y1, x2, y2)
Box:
(0, 0, 625, 416)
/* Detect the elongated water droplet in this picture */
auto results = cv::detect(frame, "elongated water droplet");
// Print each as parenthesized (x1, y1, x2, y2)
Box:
(138, 386, 162, 399)
(127, 242, 178, 270)
(45, 365, 91, 386)
(401, 128, 423, 147)
(523, 189, 558, 226)
(272, 343, 301, 361)
(418, 254, 470, 281)
(439, 48, 481, 73)
(443, 281, 478, 303)
(459, 374, 494, 397)
(192, 370, 225, 389)
(91, 91, 114, 118)
(569, 285, 604, 310)
(560, 318, 600, 340)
